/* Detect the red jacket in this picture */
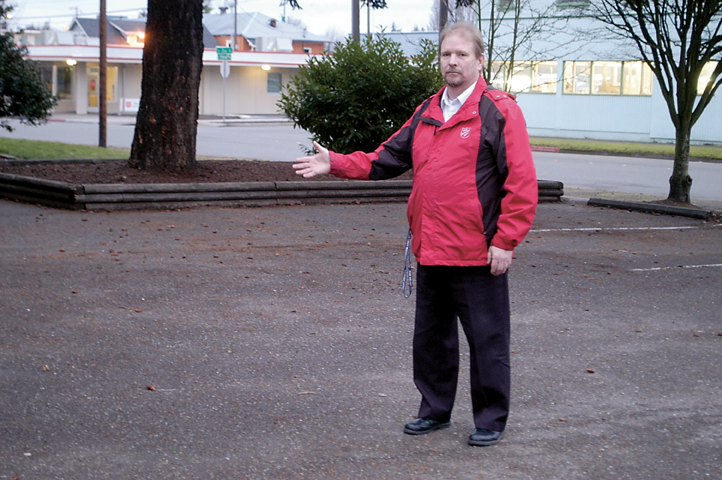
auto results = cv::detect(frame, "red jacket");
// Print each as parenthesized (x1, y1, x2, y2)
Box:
(329, 79, 538, 267)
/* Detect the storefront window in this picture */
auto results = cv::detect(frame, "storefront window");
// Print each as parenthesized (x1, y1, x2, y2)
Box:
(40, 65, 53, 92)
(267, 72, 282, 93)
(57, 66, 73, 100)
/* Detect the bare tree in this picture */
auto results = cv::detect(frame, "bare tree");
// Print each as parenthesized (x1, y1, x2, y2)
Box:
(593, 0, 722, 204)
(451, 1, 580, 92)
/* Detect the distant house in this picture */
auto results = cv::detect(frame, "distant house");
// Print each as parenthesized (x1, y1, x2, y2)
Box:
(21, 13, 331, 117)
(203, 12, 328, 54)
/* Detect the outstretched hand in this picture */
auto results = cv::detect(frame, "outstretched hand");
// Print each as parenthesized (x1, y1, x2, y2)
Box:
(293, 141, 331, 178)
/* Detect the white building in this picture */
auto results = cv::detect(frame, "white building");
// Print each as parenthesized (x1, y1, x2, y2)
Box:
(20, 13, 330, 117)
(17, 4, 721, 144)
(385, 0, 721, 145)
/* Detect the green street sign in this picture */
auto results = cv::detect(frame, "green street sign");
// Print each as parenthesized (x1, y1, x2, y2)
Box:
(216, 46, 232, 60)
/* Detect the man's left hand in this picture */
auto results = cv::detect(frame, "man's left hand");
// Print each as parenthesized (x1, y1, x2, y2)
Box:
(487, 246, 513, 276)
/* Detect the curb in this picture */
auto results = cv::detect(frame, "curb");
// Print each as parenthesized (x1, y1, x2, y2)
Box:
(0, 172, 563, 211)
(587, 198, 715, 219)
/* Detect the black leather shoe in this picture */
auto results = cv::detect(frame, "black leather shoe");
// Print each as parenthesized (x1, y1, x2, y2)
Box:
(403, 417, 451, 435)
(468, 428, 504, 446)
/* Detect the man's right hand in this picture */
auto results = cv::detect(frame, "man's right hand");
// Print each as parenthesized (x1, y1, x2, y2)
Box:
(293, 141, 331, 178)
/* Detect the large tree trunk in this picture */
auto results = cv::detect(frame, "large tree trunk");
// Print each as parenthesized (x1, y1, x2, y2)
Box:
(668, 124, 693, 203)
(129, 0, 204, 172)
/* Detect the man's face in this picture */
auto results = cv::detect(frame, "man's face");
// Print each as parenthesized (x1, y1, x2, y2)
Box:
(440, 32, 484, 93)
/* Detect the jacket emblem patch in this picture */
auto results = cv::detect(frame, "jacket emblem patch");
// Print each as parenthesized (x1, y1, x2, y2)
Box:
(460, 127, 472, 139)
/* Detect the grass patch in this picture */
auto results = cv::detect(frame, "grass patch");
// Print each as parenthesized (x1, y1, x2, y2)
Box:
(530, 137, 722, 160)
(0, 137, 129, 160)
(2, 136, 721, 162)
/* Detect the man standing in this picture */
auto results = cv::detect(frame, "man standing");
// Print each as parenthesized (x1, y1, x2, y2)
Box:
(292, 22, 537, 446)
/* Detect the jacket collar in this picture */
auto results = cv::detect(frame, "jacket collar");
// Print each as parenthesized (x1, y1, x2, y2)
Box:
(423, 78, 489, 127)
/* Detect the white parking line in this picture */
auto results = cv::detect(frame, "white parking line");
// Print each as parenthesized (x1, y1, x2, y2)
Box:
(631, 264, 722, 272)
(530, 225, 721, 233)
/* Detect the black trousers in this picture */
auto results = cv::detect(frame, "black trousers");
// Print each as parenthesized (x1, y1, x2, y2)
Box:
(413, 264, 510, 432)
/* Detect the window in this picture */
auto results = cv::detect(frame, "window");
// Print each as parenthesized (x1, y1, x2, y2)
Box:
(497, 0, 514, 11)
(40, 65, 53, 92)
(622, 61, 653, 95)
(57, 66, 73, 100)
(563, 61, 590, 94)
(592, 61, 621, 94)
(556, 0, 590, 8)
(489, 60, 557, 94)
(564, 61, 652, 95)
(532, 61, 558, 93)
(698, 61, 718, 94)
(267, 72, 282, 93)
(489, 61, 505, 90)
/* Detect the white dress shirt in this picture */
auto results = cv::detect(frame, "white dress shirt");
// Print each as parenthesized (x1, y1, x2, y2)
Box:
(440, 81, 478, 123)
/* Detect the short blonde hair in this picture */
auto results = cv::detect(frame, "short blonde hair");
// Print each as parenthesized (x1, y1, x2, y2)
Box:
(439, 22, 485, 59)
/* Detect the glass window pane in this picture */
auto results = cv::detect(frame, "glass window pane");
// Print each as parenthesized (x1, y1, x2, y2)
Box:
(623, 61, 642, 95)
(623, 61, 653, 95)
(57, 66, 73, 100)
(564, 61, 590, 94)
(509, 62, 532, 93)
(698, 61, 718, 94)
(532, 61, 557, 93)
(641, 62, 653, 95)
(40, 65, 53, 92)
(490, 61, 505, 90)
(592, 61, 621, 94)
(267, 72, 282, 93)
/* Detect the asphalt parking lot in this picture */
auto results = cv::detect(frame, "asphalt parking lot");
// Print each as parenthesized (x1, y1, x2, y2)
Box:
(1, 198, 720, 479)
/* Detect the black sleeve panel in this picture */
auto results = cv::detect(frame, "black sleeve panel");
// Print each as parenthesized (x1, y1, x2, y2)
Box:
(368, 98, 434, 181)
(476, 96, 508, 245)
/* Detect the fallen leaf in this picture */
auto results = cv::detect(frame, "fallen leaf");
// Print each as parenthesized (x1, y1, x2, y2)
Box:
(41, 365, 50, 372)
(586, 368, 595, 374)
(298, 391, 315, 395)
(134, 308, 142, 313)
(146, 385, 156, 391)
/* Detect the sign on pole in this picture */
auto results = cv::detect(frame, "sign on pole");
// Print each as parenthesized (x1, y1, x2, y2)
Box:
(216, 46, 232, 61)
(220, 60, 230, 78)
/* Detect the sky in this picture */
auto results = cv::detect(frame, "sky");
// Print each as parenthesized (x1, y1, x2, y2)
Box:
(6, 0, 437, 36)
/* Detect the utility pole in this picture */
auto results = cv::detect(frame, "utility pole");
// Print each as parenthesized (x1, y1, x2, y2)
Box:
(232, 0, 237, 50)
(439, 0, 449, 33)
(99, 0, 107, 148)
(367, 1, 370, 36)
(352, 0, 360, 42)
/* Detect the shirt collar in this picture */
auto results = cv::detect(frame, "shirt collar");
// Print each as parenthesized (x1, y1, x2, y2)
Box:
(441, 80, 478, 110)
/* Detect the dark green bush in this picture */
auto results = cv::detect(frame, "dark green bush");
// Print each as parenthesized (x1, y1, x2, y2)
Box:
(278, 34, 443, 154)
(0, 4, 57, 132)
